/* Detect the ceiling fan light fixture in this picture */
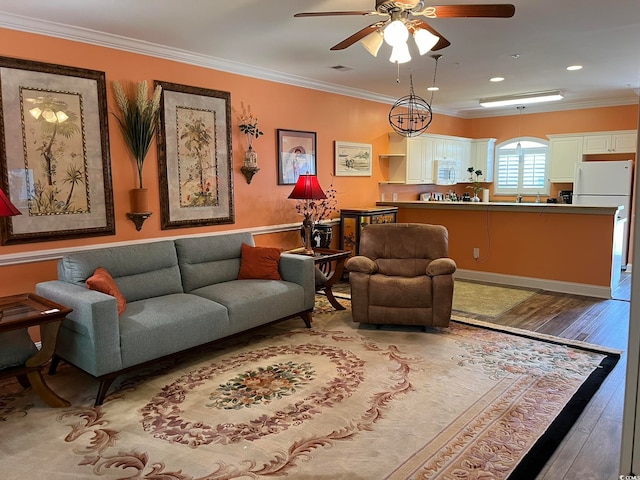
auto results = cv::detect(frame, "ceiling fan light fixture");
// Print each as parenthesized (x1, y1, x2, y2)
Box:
(479, 90, 564, 108)
(413, 28, 439, 55)
(389, 42, 411, 64)
(383, 20, 409, 47)
(360, 30, 384, 57)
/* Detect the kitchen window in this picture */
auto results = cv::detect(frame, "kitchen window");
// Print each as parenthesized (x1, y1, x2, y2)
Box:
(494, 138, 550, 196)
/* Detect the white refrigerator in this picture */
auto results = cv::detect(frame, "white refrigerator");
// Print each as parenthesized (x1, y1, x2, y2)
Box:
(573, 160, 633, 274)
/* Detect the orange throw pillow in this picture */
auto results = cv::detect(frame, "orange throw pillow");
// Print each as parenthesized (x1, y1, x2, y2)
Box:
(86, 267, 127, 315)
(238, 243, 282, 280)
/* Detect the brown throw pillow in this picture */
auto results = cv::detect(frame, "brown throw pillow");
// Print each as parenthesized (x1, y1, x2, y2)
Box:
(86, 267, 127, 315)
(238, 243, 282, 280)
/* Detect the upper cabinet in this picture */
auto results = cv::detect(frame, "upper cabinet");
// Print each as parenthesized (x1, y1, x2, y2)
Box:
(582, 131, 637, 154)
(548, 130, 637, 183)
(468, 138, 496, 183)
(385, 134, 434, 184)
(548, 134, 583, 182)
(432, 135, 472, 183)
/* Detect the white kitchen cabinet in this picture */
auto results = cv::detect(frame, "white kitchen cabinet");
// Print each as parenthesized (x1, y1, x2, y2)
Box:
(468, 138, 496, 182)
(548, 134, 583, 182)
(582, 131, 637, 154)
(384, 134, 433, 184)
(432, 135, 472, 183)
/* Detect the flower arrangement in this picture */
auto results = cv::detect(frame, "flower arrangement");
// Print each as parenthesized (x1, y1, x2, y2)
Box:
(295, 177, 337, 224)
(112, 80, 162, 189)
(466, 166, 484, 198)
(238, 114, 263, 150)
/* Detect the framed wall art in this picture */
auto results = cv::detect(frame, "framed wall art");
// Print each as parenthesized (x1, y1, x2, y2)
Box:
(155, 81, 234, 229)
(277, 129, 317, 185)
(0, 56, 114, 245)
(335, 141, 372, 177)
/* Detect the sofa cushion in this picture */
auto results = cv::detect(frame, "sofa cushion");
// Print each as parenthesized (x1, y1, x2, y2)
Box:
(58, 241, 183, 302)
(175, 232, 255, 292)
(86, 267, 126, 315)
(191, 279, 306, 335)
(118, 293, 230, 368)
(238, 243, 282, 280)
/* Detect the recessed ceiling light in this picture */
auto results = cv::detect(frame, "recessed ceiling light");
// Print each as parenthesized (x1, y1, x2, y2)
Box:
(427, 86, 439, 91)
(566, 65, 583, 71)
(490, 77, 505, 82)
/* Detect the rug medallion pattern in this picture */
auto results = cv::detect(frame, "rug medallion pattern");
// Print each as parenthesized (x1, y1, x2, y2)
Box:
(0, 303, 615, 480)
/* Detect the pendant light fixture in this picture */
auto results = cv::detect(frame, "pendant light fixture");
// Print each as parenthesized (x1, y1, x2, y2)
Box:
(516, 105, 525, 156)
(388, 55, 441, 137)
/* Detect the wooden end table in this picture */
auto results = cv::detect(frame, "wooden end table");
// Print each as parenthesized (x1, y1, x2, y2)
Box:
(287, 247, 351, 310)
(0, 293, 72, 407)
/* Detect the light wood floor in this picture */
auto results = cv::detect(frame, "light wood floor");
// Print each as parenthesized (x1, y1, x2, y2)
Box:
(335, 274, 631, 478)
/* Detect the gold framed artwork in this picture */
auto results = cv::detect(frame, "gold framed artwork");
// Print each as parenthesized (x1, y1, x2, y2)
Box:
(155, 81, 234, 229)
(0, 56, 114, 245)
(334, 141, 372, 177)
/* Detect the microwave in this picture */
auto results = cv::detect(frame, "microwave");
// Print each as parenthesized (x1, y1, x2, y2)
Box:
(435, 160, 457, 185)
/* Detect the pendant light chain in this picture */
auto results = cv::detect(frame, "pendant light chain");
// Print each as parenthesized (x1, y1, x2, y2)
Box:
(429, 54, 441, 105)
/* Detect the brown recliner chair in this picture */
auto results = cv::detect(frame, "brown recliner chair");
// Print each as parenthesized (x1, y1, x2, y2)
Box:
(346, 223, 456, 329)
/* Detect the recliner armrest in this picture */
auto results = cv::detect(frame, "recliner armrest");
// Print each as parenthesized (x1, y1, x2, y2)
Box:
(426, 258, 457, 277)
(346, 256, 378, 274)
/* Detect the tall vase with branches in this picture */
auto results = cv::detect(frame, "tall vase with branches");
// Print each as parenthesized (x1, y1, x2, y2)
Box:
(112, 80, 162, 212)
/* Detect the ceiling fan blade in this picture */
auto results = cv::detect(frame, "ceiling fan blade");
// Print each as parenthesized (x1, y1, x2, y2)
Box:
(411, 20, 451, 51)
(330, 22, 387, 51)
(417, 4, 515, 18)
(294, 11, 374, 18)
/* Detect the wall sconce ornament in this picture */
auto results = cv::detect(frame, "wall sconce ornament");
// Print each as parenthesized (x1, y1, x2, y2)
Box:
(238, 113, 263, 184)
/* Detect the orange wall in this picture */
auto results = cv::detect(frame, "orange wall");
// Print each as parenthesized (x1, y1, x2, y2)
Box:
(0, 27, 638, 299)
(398, 207, 616, 287)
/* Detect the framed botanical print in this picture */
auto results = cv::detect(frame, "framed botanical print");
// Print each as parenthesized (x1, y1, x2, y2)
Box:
(334, 141, 372, 176)
(155, 80, 234, 229)
(277, 129, 317, 185)
(0, 56, 114, 244)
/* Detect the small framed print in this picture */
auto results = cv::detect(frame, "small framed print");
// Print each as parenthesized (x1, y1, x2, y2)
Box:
(277, 129, 316, 185)
(335, 141, 372, 176)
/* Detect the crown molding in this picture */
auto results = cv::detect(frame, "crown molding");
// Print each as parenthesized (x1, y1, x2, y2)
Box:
(0, 12, 404, 106)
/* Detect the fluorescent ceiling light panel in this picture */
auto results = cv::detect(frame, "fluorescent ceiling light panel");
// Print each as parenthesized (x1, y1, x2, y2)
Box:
(479, 90, 564, 107)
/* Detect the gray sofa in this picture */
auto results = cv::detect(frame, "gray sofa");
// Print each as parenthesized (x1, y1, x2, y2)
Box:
(36, 232, 315, 405)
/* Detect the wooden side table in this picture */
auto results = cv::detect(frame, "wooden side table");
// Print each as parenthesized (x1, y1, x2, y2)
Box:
(286, 247, 351, 310)
(0, 293, 72, 407)
(340, 207, 398, 257)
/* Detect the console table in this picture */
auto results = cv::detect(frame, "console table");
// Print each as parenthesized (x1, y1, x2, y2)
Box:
(340, 207, 398, 257)
(0, 293, 72, 407)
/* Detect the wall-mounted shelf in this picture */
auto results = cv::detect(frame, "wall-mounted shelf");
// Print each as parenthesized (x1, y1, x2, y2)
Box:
(126, 212, 152, 231)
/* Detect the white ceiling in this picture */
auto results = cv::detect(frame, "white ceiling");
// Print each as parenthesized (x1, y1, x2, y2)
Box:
(0, 0, 638, 118)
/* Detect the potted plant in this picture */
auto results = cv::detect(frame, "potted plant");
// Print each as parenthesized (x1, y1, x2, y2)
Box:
(112, 80, 162, 212)
(238, 113, 263, 184)
(466, 166, 484, 202)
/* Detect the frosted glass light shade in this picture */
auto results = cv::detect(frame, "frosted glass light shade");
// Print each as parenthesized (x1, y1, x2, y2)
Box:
(413, 28, 439, 55)
(360, 30, 384, 57)
(383, 20, 409, 47)
(389, 42, 411, 64)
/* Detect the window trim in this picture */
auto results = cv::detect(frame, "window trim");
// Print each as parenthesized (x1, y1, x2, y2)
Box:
(494, 137, 550, 196)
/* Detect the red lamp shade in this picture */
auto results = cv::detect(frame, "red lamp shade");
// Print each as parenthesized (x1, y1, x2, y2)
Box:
(0, 187, 20, 217)
(288, 174, 327, 200)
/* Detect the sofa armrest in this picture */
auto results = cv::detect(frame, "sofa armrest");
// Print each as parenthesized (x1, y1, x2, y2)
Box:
(426, 258, 457, 277)
(36, 280, 123, 376)
(346, 256, 378, 274)
(279, 254, 316, 310)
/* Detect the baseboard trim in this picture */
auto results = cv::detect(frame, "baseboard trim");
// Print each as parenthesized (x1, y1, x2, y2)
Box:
(454, 269, 612, 299)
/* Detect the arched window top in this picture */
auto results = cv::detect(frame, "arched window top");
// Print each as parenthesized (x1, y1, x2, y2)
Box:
(494, 136, 550, 196)
(498, 137, 548, 150)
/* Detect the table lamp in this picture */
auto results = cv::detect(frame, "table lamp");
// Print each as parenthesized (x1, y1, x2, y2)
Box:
(288, 174, 326, 255)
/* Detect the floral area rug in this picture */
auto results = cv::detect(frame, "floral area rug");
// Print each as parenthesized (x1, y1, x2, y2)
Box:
(0, 300, 618, 480)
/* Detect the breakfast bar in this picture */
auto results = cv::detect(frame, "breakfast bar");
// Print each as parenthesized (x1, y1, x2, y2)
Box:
(377, 200, 625, 298)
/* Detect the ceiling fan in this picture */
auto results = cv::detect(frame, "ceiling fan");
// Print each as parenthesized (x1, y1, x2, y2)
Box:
(294, 1, 515, 61)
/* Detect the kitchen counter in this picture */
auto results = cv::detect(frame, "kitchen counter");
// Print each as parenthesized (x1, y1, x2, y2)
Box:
(380, 200, 624, 298)
(376, 201, 621, 216)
